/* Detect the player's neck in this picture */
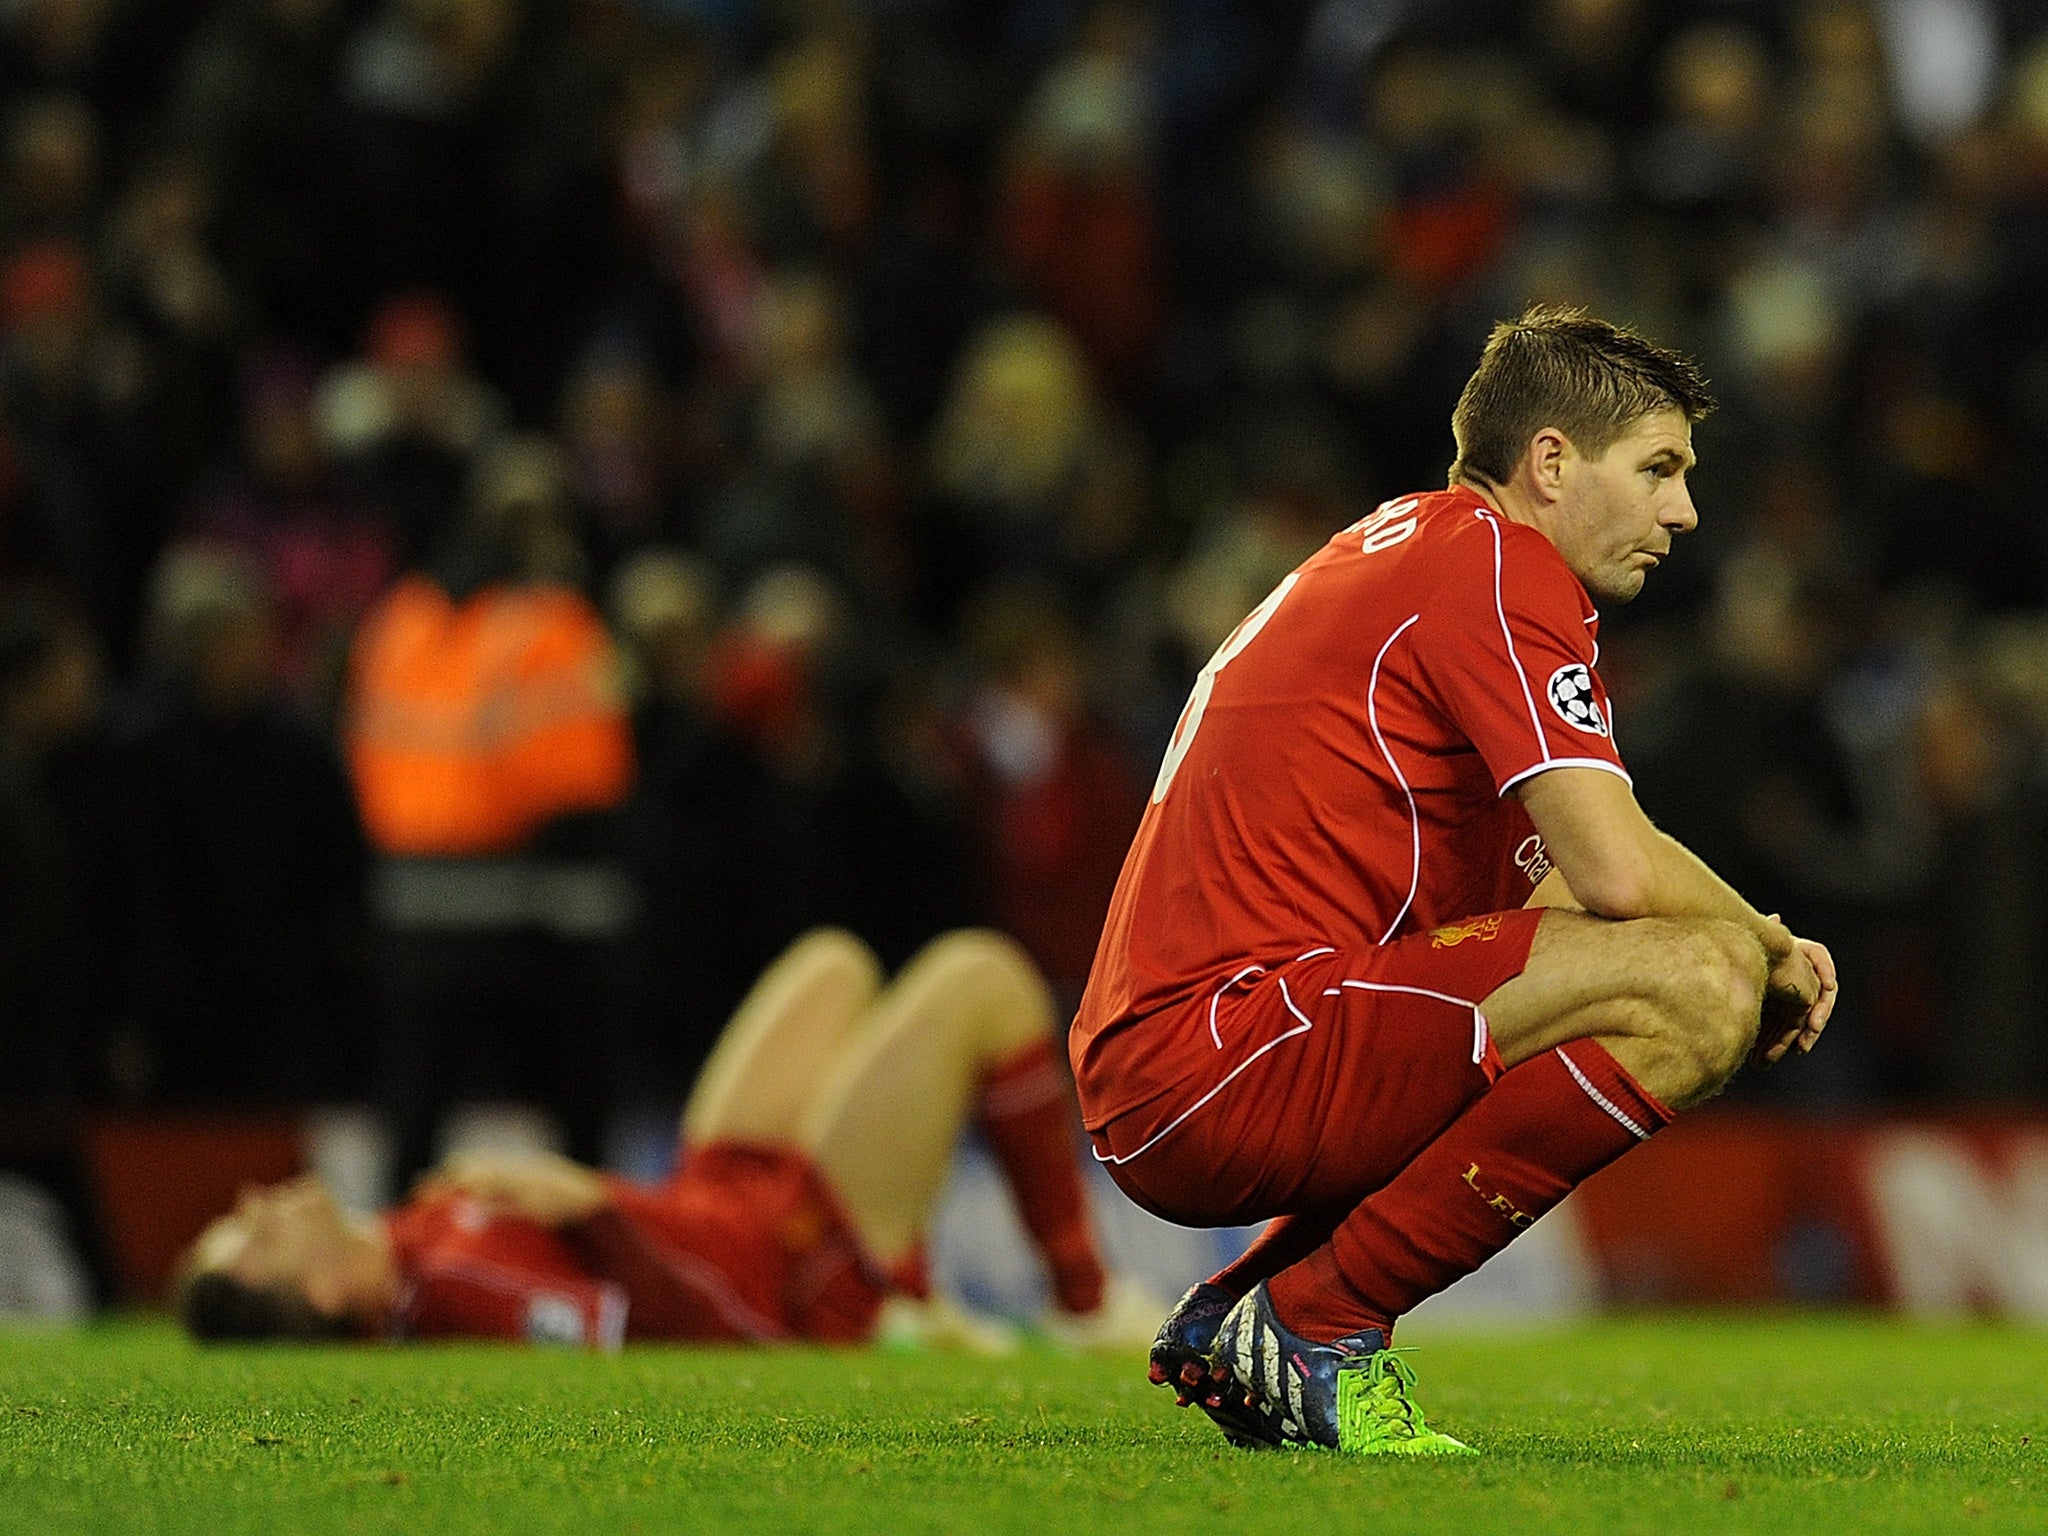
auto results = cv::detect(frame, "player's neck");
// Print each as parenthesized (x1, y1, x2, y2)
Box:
(1452, 473, 1552, 539)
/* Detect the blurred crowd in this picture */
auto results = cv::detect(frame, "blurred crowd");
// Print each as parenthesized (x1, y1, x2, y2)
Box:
(7, 0, 2048, 1157)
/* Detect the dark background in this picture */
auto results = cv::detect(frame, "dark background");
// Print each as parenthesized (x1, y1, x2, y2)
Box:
(3, 0, 2046, 1153)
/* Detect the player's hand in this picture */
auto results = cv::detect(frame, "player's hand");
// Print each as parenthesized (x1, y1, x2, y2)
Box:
(1752, 928, 1836, 1069)
(414, 1151, 607, 1227)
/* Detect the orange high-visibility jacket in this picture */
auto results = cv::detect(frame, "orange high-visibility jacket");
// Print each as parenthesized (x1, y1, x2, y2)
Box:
(345, 575, 635, 856)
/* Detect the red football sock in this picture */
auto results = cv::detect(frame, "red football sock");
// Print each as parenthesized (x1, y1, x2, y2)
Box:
(979, 1038, 1106, 1315)
(1208, 1205, 1346, 1300)
(1266, 1041, 1672, 1342)
(887, 1242, 932, 1302)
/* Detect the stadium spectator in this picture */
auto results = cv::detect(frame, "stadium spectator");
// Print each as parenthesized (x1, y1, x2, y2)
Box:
(183, 348, 399, 720)
(99, 150, 245, 494)
(953, 582, 1145, 1005)
(169, 0, 353, 345)
(1074, 310, 1836, 1454)
(920, 313, 1144, 627)
(175, 927, 1157, 1350)
(334, 0, 524, 327)
(0, 236, 166, 661)
(1624, 530, 1919, 1104)
(746, 267, 896, 580)
(344, 433, 634, 1184)
(998, 2, 1163, 393)
(701, 561, 977, 968)
(317, 290, 504, 569)
(558, 344, 687, 579)
(607, 546, 771, 1096)
(3, 93, 100, 247)
(0, 588, 107, 1102)
(0, 1, 202, 168)
(115, 543, 368, 1102)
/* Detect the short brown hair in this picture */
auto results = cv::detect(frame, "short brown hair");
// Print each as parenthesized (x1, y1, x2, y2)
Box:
(1449, 306, 1715, 487)
(174, 1269, 352, 1343)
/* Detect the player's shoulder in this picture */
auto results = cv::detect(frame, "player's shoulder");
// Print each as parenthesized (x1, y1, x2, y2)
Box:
(1318, 487, 1553, 582)
(1314, 488, 1470, 566)
(1412, 490, 1584, 605)
(1296, 488, 1590, 637)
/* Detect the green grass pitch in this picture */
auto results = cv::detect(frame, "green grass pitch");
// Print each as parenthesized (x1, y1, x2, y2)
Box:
(3, 1316, 2045, 1534)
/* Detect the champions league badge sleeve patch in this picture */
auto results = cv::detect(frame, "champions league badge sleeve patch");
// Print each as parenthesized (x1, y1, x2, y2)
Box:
(1545, 664, 1608, 737)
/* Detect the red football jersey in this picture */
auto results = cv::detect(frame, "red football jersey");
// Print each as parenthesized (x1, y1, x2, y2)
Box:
(381, 1143, 885, 1346)
(1072, 487, 1628, 1123)
(385, 1194, 629, 1348)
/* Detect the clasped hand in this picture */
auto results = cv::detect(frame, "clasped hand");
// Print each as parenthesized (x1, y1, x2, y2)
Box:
(1753, 926, 1838, 1069)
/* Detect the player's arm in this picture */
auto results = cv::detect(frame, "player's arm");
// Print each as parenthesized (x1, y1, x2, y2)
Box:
(1524, 868, 1581, 909)
(1515, 766, 1836, 1056)
(414, 1152, 609, 1226)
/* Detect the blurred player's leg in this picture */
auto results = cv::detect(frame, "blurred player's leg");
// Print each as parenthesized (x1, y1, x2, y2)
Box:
(975, 1025, 1107, 1317)
(681, 928, 883, 1148)
(797, 929, 1106, 1316)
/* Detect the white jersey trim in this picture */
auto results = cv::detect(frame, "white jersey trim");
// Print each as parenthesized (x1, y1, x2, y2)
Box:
(1497, 756, 1633, 797)
(1366, 613, 1423, 943)
(1556, 1045, 1651, 1140)
(1337, 979, 1493, 1062)
(1097, 977, 1318, 1166)
(1095, 969, 1485, 1168)
(1476, 509, 1553, 760)
(1333, 977, 1483, 1009)
(1208, 963, 1268, 1049)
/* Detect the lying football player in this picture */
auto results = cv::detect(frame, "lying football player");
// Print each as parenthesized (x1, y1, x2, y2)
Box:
(175, 928, 1156, 1351)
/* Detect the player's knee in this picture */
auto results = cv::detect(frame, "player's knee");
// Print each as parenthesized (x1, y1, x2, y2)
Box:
(903, 928, 1049, 1011)
(911, 927, 1034, 980)
(788, 927, 885, 987)
(1675, 921, 1767, 1084)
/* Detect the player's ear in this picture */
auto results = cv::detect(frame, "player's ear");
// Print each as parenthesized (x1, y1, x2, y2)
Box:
(1528, 428, 1569, 499)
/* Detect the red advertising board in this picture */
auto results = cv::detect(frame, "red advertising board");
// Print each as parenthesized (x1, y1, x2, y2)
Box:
(1571, 1110, 2048, 1314)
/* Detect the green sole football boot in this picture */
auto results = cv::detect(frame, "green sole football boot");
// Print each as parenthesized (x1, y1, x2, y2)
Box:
(1335, 1347, 1478, 1457)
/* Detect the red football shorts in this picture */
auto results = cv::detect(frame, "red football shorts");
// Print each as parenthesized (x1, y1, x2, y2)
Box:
(609, 1142, 889, 1343)
(1084, 909, 1542, 1226)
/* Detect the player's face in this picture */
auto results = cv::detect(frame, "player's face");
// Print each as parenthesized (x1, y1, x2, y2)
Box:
(1554, 409, 1698, 604)
(190, 1175, 359, 1315)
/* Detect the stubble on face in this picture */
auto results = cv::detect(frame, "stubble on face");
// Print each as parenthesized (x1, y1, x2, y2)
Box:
(1561, 410, 1696, 605)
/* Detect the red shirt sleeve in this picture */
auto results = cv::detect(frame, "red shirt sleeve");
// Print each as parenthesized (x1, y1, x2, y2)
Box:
(1415, 511, 1628, 795)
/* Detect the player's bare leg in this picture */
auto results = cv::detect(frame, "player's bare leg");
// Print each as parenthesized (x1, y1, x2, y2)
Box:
(1477, 909, 1769, 1107)
(797, 929, 1136, 1348)
(797, 929, 1059, 1266)
(681, 928, 884, 1148)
